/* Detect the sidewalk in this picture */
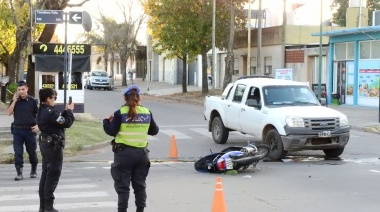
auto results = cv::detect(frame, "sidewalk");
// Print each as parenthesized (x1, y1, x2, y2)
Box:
(1, 78, 380, 133)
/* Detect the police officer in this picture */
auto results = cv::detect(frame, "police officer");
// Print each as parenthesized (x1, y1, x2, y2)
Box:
(103, 85, 159, 212)
(6, 81, 39, 181)
(37, 88, 75, 212)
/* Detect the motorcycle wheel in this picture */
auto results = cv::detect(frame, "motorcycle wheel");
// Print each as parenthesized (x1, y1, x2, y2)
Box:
(254, 144, 270, 160)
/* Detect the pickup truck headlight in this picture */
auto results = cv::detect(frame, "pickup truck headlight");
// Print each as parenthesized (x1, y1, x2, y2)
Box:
(286, 116, 305, 127)
(340, 116, 349, 127)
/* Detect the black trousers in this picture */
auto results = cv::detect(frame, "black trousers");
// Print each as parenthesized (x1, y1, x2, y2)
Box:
(111, 146, 150, 212)
(38, 142, 63, 209)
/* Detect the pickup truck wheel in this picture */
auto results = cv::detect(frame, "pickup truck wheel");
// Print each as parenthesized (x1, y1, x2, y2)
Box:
(265, 129, 287, 160)
(323, 148, 344, 157)
(211, 116, 229, 144)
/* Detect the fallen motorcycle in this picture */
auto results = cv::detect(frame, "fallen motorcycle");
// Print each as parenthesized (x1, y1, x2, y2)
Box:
(194, 143, 270, 173)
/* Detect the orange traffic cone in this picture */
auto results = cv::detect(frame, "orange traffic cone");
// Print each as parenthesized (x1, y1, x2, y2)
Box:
(168, 135, 178, 159)
(211, 177, 227, 212)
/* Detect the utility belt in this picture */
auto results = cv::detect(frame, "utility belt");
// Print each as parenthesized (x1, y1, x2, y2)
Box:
(110, 140, 148, 153)
(11, 124, 34, 130)
(39, 134, 65, 151)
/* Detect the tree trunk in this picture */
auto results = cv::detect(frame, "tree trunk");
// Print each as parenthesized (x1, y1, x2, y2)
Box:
(121, 53, 127, 86)
(37, 25, 57, 42)
(201, 47, 209, 95)
(182, 55, 187, 93)
(223, 1, 235, 89)
(27, 55, 35, 96)
(110, 52, 114, 78)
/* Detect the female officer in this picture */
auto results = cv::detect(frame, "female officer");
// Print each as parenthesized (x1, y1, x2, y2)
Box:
(37, 88, 75, 212)
(103, 85, 159, 212)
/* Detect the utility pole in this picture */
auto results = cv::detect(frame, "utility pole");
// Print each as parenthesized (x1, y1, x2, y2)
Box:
(212, 0, 216, 94)
(318, 0, 322, 100)
(247, 1, 251, 76)
(257, 0, 262, 75)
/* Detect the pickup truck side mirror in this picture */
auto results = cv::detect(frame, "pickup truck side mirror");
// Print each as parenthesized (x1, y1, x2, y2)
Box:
(246, 99, 261, 109)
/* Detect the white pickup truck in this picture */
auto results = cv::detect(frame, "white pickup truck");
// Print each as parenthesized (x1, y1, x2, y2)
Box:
(204, 76, 350, 160)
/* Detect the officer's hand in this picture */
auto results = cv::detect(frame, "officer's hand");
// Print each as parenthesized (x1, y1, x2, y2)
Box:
(66, 103, 74, 111)
(31, 125, 39, 133)
(106, 114, 114, 122)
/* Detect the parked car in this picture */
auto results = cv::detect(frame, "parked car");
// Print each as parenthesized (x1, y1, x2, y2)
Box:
(204, 76, 350, 160)
(86, 70, 113, 90)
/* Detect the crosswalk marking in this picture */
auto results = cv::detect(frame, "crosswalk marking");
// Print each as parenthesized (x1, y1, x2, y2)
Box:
(0, 184, 98, 192)
(0, 191, 108, 201)
(0, 201, 117, 212)
(190, 128, 212, 138)
(0, 164, 115, 212)
(160, 129, 192, 139)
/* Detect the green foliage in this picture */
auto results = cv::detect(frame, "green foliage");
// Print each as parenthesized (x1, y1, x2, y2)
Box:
(143, 0, 247, 60)
(6, 82, 17, 101)
(331, 0, 380, 26)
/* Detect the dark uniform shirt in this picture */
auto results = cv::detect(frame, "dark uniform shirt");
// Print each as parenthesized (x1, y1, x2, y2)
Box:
(103, 106, 159, 137)
(9, 96, 38, 126)
(38, 104, 75, 137)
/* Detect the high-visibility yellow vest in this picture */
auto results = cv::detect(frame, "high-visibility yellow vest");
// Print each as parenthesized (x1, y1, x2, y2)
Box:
(115, 106, 151, 148)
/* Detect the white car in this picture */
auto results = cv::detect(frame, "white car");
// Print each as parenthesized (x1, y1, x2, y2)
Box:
(204, 76, 350, 160)
(86, 71, 113, 90)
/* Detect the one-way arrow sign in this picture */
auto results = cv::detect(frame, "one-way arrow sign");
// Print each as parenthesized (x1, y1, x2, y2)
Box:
(69, 11, 83, 24)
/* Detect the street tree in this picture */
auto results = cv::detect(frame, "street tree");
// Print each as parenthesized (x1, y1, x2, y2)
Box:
(331, 0, 380, 26)
(143, 0, 247, 94)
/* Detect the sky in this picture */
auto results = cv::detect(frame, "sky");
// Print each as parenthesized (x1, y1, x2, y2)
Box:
(55, 0, 147, 45)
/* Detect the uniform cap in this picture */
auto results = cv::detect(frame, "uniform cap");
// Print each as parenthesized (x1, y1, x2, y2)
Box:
(124, 85, 140, 95)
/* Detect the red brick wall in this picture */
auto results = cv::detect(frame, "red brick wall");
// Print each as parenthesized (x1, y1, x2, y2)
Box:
(285, 50, 304, 63)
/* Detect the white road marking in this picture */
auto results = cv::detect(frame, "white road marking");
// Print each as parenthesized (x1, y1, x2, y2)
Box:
(160, 129, 192, 139)
(369, 170, 380, 173)
(0, 184, 98, 192)
(0, 191, 108, 201)
(190, 128, 212, 138)
(0, 201, 116, 211)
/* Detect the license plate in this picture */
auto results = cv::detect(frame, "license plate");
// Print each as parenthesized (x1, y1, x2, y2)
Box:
(225, 158, 233, 170)
(318, 131, 331, 137)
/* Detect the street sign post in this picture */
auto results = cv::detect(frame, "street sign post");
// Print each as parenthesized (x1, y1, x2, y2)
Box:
(69, 11, 83, 24)
(34, 10, 90, 107)
(35, 10, 64, 24)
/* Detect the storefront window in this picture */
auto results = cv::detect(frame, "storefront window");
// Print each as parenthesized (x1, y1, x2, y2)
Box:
(41, 75, 55, 89)
(371, 41, 380, 59)
(347, 42, 354, 60)
(360, 41, 371, 59)
(335, 43, 346, 60)
(58, 72, 83, 90)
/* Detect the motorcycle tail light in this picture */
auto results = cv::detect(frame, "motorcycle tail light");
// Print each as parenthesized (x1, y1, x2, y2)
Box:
(216, 160, 226, 170)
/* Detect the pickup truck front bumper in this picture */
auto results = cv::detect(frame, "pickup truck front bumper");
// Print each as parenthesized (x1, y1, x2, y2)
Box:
(281, 126, 350, 150)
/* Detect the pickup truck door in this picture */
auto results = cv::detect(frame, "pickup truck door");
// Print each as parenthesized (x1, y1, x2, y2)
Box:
(240, 87, 264, 138)
(224, 84, 247, 131)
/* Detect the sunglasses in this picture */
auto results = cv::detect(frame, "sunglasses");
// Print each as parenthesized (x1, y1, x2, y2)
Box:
(52, 96, 57, 100)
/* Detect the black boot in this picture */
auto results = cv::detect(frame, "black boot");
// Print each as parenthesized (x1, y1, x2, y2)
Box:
(14, 167, 23, 181)
(136, 207, 144, 212)
(44, 208, 58, 212)
(39, 198, 45, 212)
(30, 165, 37, 178)
(44, 199, 58, 212)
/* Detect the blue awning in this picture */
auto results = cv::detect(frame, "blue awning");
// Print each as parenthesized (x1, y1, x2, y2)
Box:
(312, 25, 380, 37)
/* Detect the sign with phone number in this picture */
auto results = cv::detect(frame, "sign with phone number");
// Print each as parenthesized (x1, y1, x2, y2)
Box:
(33, 43, 91, 55)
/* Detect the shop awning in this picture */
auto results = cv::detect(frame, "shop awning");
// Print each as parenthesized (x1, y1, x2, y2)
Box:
(312, 25, 380, 37)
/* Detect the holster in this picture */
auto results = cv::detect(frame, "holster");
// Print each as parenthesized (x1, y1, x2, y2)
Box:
(39, 134, 65, 151)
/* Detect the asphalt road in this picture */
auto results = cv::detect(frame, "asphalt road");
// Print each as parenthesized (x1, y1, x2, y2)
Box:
(1, 88, 380, 211)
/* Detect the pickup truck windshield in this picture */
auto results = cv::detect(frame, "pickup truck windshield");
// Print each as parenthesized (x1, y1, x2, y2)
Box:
(263, 85, 319, 106)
